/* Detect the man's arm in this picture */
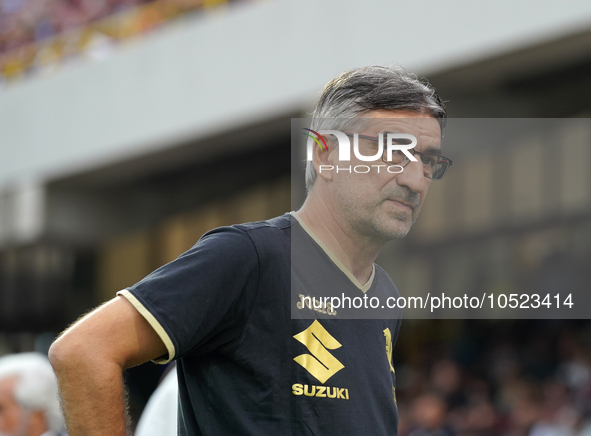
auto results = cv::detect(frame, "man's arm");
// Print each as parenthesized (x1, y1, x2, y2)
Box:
(48, 295, 168, 436)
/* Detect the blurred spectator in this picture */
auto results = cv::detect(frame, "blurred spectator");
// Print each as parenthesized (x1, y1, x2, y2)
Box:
(408, 392, 452, 436)
(431, 359, 465, 410)
(0, 352, 65, 436)
(397, 321, 591, 436)
(134, 364, 178, 436)
(0, 0, 238, 83)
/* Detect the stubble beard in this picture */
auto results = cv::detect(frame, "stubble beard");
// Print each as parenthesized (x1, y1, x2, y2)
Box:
(329, 165, 425, 243)
(335, 189, 422, 243)
(368, 184, 423, 240)
(365, 199, 421, 241)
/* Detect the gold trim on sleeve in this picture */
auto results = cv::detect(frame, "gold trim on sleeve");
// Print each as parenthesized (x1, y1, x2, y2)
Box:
(117, 289, 176, 364)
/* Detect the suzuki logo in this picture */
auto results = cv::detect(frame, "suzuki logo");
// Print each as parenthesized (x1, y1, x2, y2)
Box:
(293, 321, 344, 384)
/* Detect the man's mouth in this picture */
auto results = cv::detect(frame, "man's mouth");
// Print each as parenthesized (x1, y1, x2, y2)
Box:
(387, 198, 416, 212)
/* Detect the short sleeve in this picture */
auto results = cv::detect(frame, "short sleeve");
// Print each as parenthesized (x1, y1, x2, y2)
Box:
(118, 226, 259, 363)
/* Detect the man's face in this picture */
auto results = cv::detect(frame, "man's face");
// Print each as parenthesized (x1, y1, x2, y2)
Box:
(326, 109, 442, 241)
(0, 377, 26, 436)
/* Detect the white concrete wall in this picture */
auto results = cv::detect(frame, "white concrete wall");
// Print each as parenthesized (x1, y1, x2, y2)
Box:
(1, 0, 591, 190)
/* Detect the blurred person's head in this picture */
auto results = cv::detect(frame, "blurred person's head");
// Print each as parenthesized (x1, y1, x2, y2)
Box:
(542, 379, 571, 412)
(412, 392, 448, 431)
(431, 359, 462, 396)
(500, 382, 542, 435)
(459, 400, 498, 434)
(0, 353, 64, 436)
(509, 397, 542, 435)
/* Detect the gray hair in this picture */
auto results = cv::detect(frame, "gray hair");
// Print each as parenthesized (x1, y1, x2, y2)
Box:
(306, 65, 446, 192)
(0, 352, 65, 434)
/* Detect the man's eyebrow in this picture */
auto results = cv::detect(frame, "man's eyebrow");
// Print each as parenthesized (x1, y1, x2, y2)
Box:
(424, 146, 442, 155)
(380, 130, 403, 135)
(379, 131, 412, 143)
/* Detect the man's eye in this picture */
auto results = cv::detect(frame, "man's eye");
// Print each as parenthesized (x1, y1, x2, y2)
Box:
(421, 155, 437, 166)
(386, 150, 405, 160)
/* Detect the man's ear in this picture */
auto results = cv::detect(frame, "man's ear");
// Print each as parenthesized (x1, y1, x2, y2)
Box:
(313, 135, 335, 182)
(28, 410, 49, 434)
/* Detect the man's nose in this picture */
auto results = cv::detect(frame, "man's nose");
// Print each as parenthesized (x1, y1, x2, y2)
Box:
(396, 160, 428, 193)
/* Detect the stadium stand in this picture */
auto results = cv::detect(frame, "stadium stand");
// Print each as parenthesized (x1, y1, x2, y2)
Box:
(396, 320, 591, 436)
(0, 0, 245, 84)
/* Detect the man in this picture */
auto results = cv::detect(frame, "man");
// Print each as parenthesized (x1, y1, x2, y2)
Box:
(0, 353, 65, 436)
(49, 65, 450, 435)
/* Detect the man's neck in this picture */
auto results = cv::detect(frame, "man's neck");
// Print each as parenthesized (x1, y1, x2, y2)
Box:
(296, 193, 384, 286)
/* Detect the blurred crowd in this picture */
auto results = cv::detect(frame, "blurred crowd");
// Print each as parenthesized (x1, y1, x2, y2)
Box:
(1, 320, 590, 435)
(0, 0, 239, 84)
(397, 320, 591, 436)
(0, 352, 65, 436)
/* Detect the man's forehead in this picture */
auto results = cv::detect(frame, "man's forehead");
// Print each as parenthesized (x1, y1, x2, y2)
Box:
(0, 376, 18, 398)
(363, 110, 441, 135)
(0, 375, 18, 387)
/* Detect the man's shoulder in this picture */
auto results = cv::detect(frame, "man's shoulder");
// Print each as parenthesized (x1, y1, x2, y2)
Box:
(191, 213, 292, 258)
(233, 212, 293, 233)
(201, 213, 292, 235)
(200, 213, 292, 243)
